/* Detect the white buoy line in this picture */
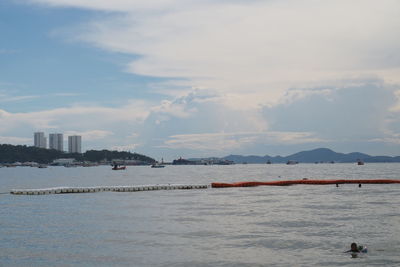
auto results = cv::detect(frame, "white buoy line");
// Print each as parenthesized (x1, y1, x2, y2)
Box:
(10, 184, 209, 195)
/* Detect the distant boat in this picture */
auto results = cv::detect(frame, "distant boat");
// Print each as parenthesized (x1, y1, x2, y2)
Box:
(151, 164, 165, 168)
(357, 159, 364, 165)
(37, 164, 48, 168)
(286, 160, 298, 165)
(112, 165, 126, 170)
(266, 160, 272, 164)
(151, 158, 165, 168)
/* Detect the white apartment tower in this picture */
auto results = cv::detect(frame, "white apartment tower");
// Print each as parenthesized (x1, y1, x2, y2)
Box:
(34, 132, 47, 148)
(49, 133, 64, 151)
(68, 135, 82, 153)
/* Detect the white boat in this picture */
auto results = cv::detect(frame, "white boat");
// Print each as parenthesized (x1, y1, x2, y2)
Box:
(151, 163, 165, 168)
(151, 158, 165, 168)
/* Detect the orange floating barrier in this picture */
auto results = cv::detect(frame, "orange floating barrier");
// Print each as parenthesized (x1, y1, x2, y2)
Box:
(211, 179, 400, 188)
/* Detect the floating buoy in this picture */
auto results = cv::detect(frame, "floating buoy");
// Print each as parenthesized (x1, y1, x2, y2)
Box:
(10, 184, 209, 195)
(211, 179, 400, 188)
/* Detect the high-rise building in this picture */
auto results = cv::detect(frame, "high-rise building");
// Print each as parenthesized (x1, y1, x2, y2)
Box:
(49, 133, 63, 151)
(34, 132, 47, 148)
(68, 135, 82, 153)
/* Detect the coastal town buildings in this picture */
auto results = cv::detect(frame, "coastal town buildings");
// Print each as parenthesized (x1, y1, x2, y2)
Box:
(49, 133, 63, 151)
(33, 132, 82, 153)
(68, 135, 82, 153)
(33, 132, 47, 149)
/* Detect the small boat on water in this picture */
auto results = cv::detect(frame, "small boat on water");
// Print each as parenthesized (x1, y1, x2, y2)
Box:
(357, 159, 364, 165)
(151, 158, 165, 168)
(151, 164, 165, 168)
(112, 164, 126, 170)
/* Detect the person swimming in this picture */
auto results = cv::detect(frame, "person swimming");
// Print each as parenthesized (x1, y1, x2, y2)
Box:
(349, 243, 360, 252)
(346, 243, 367, 253)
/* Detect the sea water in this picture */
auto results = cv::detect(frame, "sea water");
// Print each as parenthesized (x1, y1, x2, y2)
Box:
(1, 163, 400, 266)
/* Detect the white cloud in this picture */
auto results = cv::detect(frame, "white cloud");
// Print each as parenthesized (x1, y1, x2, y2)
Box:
(28, 0, 178, 12)
(52, 93, 82, 97)
(390, 89, 400, 112)
(370, 135, 400, 145)
(0, 101, 150, 134)
(161, 131, 323, 151)
(0, 49, 18, 54)
(0, 94, 39, 102)
(263, 81, 400, 145)
(34, 0, 400, 108)
(151, 99, 196, 119)
(64, 130, 113, 141)
(111, 144, 139, 151)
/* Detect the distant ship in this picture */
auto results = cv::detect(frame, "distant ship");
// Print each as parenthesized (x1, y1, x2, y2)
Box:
(357, 159, 364, 165)
(112, 163, 126, 170)
(286, 160, 299, 165)
(151, 163, 165, 168)
(112, 166, 126, 170)
(151, 158, 165, 168)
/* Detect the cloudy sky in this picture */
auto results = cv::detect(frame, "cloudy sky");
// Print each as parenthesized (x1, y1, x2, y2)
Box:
(1, 0, 400, 160)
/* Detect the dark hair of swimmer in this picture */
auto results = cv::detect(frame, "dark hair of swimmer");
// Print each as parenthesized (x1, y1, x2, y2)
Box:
(350, 243, 359, 252)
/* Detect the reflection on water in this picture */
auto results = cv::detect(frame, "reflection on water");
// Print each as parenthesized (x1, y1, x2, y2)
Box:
(1, 163, 400, 266)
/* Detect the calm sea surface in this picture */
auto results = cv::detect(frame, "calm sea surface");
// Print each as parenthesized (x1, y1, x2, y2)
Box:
(1, 163, 400, 266)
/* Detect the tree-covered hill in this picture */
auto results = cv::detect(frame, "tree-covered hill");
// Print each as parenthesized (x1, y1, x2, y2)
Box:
(0, 144, 64, 163)
(83, 149, 155, 163)
(0, 144, 155, 164)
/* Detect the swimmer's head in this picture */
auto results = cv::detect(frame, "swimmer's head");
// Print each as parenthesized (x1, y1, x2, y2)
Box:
(351, 243, 358, 252)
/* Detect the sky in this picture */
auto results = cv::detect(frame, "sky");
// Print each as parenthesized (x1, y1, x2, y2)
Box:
(1, 0, 400, 160)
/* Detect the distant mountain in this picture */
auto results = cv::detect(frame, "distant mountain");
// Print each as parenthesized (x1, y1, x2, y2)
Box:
(222, 148, 400, 163)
